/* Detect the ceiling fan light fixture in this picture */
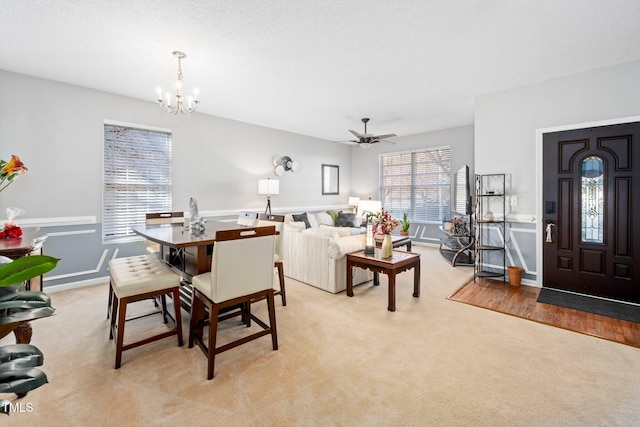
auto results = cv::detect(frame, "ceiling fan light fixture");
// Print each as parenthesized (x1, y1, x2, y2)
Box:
(340, 117, 397, 147)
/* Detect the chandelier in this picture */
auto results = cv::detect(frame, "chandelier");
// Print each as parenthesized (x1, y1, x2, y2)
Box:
(156, 51, 200, 115)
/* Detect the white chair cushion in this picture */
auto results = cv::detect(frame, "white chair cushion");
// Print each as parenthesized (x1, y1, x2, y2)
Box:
(109, 256, 179, 298)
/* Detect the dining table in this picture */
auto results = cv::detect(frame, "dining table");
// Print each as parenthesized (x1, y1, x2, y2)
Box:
(131, 221, 258, 311)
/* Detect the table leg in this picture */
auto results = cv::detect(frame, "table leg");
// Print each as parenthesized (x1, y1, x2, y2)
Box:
(388, 273, 396, 312)
(407, 241, 412, 251)
(373, 271, 379, 286)
(346, 260, 354, 297)
(413, 261, 420, 298)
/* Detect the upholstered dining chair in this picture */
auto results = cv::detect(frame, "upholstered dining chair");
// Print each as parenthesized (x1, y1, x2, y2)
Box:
(145, 211, 185, 254)
(189, 226, 277, 380)
(257, 213, 286, 306)
(237, 211, 259, 227)
(108, 255, 183, 369)
(106, 211, 184, 320)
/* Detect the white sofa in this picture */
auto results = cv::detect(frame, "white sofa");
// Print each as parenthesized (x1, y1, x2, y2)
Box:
(282, 212, 372, 294)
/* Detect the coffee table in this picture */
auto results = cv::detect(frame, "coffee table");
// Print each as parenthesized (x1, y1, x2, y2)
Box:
(346, 249, 421, 312)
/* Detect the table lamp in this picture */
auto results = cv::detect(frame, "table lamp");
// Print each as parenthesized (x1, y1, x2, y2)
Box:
(357, 199, 382, 221)
(258, 178, 279, 214)
(348, 197, 360, 214)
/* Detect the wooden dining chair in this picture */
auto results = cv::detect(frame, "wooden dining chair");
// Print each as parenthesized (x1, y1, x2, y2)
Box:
(189, 226, 277, 380)
(257, 213, 286, 306)
(237, 211, 259, 226)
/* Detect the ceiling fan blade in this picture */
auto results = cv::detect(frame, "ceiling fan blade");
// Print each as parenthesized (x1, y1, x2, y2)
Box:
(376, 139, 396, 145)
(348, 130, 362, 138)
(372, 133, 397, 140)
(331, 139, 358, 145)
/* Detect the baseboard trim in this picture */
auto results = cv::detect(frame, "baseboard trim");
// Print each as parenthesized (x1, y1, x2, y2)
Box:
(45, 276, 109, 293)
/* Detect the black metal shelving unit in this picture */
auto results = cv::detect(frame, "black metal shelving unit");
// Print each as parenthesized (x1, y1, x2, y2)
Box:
(474, 174, 506, 282)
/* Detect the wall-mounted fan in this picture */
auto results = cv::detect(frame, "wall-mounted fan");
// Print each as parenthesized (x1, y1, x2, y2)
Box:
(336, 118, 397, 148)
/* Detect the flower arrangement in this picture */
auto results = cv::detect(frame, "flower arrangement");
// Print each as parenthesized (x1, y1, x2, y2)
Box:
(0, 155, 28, 239)
(0, 224, 22, 239)
(0, 155, 28, 193)
(374, 208, 399, 235)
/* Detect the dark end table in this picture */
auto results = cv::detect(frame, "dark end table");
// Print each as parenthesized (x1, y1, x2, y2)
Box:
(375, 235, 411, 251)
(346, 249, 421, 312)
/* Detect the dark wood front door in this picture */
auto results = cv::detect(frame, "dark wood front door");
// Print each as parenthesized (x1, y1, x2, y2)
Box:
(542, 122, 640, 303)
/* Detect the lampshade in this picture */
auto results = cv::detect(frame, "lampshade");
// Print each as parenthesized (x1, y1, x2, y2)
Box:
(357, 199, 381, 217)
(348, 197, 360, 207)
(258, 179, 279, 195)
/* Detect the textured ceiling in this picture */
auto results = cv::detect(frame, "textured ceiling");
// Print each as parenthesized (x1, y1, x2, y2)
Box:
(2, 0, 640, 141)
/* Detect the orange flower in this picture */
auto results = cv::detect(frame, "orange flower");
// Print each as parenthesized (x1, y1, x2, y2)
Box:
(0, 155, 27, 178)
(0, 154, 28, 193)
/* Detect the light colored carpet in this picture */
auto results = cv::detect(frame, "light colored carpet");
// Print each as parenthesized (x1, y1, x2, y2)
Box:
(2, 246, 639, 426)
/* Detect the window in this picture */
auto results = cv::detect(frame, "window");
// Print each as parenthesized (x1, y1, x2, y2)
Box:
(581, 155, 604, 243)
(379, 147, 451, 223)
(103, 122, 172, 243)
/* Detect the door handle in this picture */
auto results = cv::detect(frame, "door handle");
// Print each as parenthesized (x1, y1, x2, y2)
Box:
(545, 222, 555, 243)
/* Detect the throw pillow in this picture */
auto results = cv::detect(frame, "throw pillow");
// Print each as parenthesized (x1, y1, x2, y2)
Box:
(336, 212, 356, 227)
(306, 213, 319, 228)
(326, 210, 339, 226)
(292, 212, 311, 229)
(315, 212, 334, 226)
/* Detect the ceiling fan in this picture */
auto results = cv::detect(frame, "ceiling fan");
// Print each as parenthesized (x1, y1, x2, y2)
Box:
(338, 118, 397, 148)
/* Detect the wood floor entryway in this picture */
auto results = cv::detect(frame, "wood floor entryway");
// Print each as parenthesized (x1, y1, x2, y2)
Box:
(448, 279, 640, 348)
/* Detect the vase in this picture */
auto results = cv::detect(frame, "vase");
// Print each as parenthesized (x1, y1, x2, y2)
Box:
(381, 234, 393, 259)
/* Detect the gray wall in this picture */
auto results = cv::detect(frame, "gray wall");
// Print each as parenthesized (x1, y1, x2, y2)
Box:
(350, 125, 475, 246)
(0, 70, 357, 289)
(474, 58, 640, 284)
(0, 69, 354, 218)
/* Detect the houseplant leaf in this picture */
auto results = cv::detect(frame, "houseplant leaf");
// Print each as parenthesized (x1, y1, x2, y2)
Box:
(0, 255, 60, 288)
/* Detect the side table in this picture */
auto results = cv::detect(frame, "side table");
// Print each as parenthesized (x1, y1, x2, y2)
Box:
(376, 235, 411, 251)
(346, 249, 420, 312)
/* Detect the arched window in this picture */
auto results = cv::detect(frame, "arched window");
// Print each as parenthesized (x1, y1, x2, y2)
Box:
(581, 156, 604, 243)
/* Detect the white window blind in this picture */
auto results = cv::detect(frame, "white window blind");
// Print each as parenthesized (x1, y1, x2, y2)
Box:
(379, 147, 451, 223)
(103, 124, 172, 243)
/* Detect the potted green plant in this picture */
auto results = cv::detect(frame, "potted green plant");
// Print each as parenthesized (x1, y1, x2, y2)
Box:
(0, 254, 58, 401)
(0, 255, 59, 333)
(400, 212, 411, 236)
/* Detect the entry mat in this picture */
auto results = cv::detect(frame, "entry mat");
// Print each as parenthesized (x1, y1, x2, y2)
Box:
(537, 287, 640, 324)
